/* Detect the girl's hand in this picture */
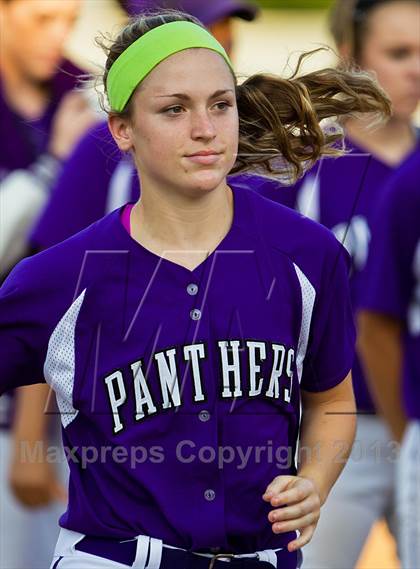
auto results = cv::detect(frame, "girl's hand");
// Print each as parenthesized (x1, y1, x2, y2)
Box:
(262, 475, 321, 552)
(9, 444, 67, 508)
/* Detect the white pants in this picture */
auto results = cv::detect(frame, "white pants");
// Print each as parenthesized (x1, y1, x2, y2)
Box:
(0, 427, 68, 569)
(301, 415, 399, 569)
(49, 529, 163, 569)
(397, 420, 420, 568)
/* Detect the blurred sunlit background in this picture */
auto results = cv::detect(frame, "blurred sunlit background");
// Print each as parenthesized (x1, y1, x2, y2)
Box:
(67, 0, 336, 77)
(67, 0, 418, 124)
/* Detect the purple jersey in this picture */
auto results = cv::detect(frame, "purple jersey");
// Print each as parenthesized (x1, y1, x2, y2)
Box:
(0, 60, 83, 176)
(278, 138, 420, 412)
(0, 181, 355, 552)
(362, 154, 420, 420)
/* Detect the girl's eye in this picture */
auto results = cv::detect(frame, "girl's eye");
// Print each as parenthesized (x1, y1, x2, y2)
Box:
(214, 101, 232, 111)
(163, 106, 184, 115)
(387, 48, 411, 60)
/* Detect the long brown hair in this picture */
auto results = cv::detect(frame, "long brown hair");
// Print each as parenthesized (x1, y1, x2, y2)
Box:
(97, 10, 391, 183)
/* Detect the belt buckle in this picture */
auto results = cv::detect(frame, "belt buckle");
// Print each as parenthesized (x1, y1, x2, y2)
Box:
(209, 553, 235, 568)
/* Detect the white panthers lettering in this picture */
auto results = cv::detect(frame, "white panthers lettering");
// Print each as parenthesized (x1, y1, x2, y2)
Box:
(103, 340, 296, 434)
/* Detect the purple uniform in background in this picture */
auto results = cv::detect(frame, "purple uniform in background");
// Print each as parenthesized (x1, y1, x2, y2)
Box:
(273, 137, 420, 412)
(29, 123, 139, 249)
(0, 181, 355, 553)
(0, 60, 83, 178)
(362, 154, 420, 420)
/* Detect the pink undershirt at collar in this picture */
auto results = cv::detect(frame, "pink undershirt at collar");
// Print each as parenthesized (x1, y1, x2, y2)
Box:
(121, 203, 135, 235)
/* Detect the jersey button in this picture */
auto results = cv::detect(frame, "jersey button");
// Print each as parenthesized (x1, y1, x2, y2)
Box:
(199, 410, 210, 422)
(190, 309, 202, 321)
(204, 489, 216, 501)
(187, 283, 198, 296)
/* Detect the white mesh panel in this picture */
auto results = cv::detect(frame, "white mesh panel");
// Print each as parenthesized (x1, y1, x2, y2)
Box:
(293, 263, 316, 383)
(293, 264, 316, 470)
(44, 289, 86, 428)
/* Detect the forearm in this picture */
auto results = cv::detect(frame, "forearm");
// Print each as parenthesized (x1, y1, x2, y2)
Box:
(10, 384, 66, 507)
(358, 312, 406, 441)
(297, 379, 356, 505)
(13, 384, 52, 444)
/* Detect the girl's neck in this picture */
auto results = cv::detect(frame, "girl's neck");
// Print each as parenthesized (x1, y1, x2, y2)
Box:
(345, 116, 416, 167)
(130, 181, 234, 271)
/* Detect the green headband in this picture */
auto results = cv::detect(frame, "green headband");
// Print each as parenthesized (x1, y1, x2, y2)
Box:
(107, 20, 234, 112)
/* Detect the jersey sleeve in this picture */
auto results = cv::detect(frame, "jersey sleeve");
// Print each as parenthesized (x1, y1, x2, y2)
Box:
(362, 180, 416, 319)
(0, 258, 50, 394)
(300, 240, 356, 392)
(29, 122, 118, 251)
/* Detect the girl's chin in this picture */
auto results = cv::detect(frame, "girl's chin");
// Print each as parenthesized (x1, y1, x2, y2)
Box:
(186, 172, 227, 192)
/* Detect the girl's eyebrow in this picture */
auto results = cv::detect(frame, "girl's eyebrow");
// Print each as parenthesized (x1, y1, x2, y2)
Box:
(155, 89, 234, 100)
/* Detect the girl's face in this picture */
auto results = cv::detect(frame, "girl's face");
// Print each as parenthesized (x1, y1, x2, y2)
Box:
(358, 1, 420, 119)
(110, 48, 239, 198)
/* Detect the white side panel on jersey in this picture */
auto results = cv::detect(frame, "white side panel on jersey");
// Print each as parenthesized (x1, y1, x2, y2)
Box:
(296, 173, 320, 221)
(408, 239, 420, 336)
(44, 290, 86, 428)
(293, 264, 316, 471)
(293, 263, 316, 383)
(106, 158, 135, 214)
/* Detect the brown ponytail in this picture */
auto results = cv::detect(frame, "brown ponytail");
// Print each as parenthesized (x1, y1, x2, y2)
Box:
(233, 53, 391, 182)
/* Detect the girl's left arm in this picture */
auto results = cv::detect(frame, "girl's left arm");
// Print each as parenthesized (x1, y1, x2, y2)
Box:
(263, 372, 356, 552)
(298, 372, 356, 505)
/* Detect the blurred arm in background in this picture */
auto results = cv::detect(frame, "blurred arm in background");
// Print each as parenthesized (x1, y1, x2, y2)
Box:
(359, 156, 420, 440)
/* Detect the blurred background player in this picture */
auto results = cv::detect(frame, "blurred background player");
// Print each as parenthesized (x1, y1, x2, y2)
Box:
(359, 152, 420, 568)
(0, 0, 98, 276)
(272, 1, 420, 568)
(0, 1, 98, 568)
(28, 0, 259, 252)
(1, 2, 258, 569)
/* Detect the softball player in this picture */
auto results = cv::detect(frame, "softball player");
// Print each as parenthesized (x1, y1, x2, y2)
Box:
(0, 0, 97, 277)
(0, 9, 390, 569)
(359, 153, 420, 568)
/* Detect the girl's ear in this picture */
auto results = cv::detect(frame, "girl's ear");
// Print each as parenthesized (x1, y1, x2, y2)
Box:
(108, 114, 134, 152)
